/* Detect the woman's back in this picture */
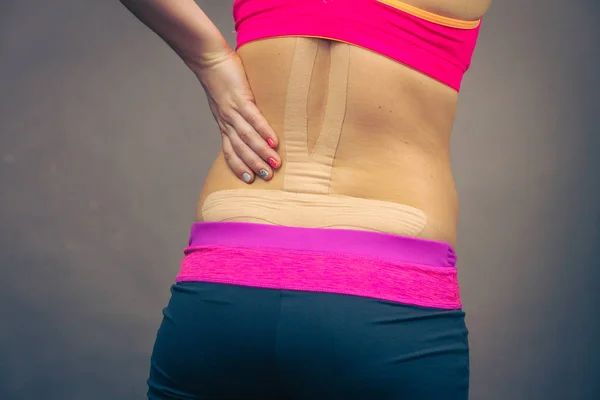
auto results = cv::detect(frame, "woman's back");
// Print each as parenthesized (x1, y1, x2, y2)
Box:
(121, 2, 494, 397)
(199, 0, 492, 246)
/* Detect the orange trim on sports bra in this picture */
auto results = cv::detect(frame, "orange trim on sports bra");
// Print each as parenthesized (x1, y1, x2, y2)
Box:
(376, 0, 481, 29)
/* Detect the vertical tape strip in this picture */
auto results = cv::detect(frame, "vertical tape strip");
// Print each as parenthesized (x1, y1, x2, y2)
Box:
(283, 39, 317, 192)
(283, 39, 349, 194)
(311, 42, 349, 193)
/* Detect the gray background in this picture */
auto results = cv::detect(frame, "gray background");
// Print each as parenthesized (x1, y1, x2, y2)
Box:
(1, 0, 599, 399)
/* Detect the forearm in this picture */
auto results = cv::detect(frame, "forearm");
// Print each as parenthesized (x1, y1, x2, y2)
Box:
(119, 0, 232, 75)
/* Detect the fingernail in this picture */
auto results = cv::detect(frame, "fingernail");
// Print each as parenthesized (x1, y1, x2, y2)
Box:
(242, 172, 252, 183)
(267, 138, 276, 148)
(268, 157, 278, 168)
(259, 169, 269, 179)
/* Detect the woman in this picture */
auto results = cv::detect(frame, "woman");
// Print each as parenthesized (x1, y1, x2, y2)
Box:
(121, 0, 492, 398)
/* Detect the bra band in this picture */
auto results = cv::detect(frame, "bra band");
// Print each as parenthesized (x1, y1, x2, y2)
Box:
(233, 0, 481, 91)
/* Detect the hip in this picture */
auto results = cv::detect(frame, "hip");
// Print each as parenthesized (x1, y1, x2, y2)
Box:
(149, 222, 468, 398)
(148, 281, 469, 399)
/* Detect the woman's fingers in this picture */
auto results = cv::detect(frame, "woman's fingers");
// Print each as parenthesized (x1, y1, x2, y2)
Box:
(240, 101, 279, 149)
(229, 112, 281, 170)
(224, 122, 274, 181)
(221, 132, 254, 184)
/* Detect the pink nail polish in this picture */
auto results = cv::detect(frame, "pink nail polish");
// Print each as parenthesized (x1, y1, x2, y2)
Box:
(268, 157, 278, 168)
(267, 138, 276, 148)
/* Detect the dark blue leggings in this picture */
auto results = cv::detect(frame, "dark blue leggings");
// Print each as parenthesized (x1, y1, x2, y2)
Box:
(147, 282, 470, 399)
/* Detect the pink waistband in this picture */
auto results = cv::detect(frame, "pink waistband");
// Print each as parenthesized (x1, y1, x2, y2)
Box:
(177, 222, 461, 309)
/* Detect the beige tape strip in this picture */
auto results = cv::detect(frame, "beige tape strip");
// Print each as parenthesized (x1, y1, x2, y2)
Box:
(283, 39, 349, 194)
(202, 189, 427, 237)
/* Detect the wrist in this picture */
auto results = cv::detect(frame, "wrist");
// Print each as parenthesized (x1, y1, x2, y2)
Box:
(187, 42, 234, 79)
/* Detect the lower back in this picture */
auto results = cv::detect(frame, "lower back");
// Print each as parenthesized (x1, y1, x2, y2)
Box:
(199, 37, 461, 245)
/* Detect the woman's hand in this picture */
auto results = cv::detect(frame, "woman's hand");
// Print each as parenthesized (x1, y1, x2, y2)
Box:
(196, 51, 281, 183)
(118, 0, 275, 182)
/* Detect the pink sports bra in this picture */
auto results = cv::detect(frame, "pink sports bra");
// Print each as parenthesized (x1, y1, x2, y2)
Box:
(233, 0, 482, 91)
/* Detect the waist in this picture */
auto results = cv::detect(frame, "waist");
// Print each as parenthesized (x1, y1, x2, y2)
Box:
(177, 222, 461, 309)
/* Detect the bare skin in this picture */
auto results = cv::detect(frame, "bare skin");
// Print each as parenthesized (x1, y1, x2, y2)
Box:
(121, 0, 493, 247)
(199, 0, 493, 246)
